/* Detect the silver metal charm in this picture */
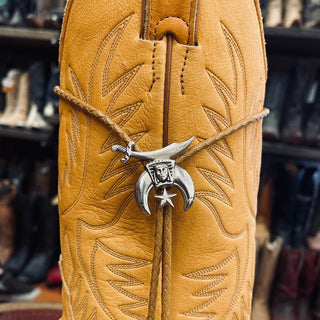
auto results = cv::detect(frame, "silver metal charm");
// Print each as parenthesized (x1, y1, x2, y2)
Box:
(112, 137, 195, 215)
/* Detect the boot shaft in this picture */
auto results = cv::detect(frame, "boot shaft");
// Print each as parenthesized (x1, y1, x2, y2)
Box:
(254, 237, 283, 300)
(304, 0, 320, 28)
(36, 0, 53, 16)
(15, 72, 29, 113)
(265, 0, 283, 27)
(273, 247, 304, 300)
(57, 0, 267, 318)
(2, 70, 20, 113)
(284, 0, 303, 27)
(0, 182, 17, 265)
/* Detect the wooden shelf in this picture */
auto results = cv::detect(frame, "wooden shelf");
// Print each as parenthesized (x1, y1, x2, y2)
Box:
(263, 141, 320, 162)
(264, 27, 320, 56)
(0, 26, 60, 47)
(0, 126, 53, 142)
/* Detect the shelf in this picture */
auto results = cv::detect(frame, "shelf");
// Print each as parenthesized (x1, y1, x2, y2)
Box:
(264, 27, 320, 55)
(0, 126, 53, 142)
(263, 141, 320, 162)
(0, 26, 60, 47)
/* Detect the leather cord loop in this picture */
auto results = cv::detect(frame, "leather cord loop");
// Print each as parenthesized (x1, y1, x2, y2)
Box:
(54, 86, 269, 165)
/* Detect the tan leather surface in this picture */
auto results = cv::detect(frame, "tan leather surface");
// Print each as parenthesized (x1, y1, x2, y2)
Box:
(58, 0, 267, 319)
(141, 0, 198, 45)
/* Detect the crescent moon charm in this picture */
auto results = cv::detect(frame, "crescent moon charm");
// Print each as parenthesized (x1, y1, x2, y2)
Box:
(112, 137, 195, 215)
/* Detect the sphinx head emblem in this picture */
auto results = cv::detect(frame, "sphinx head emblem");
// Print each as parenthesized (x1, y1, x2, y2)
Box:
(112, 137, 195, 215)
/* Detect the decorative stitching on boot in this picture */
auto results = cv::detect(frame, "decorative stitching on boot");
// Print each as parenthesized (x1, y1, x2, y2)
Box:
(180, 47, 189, 95)
(91, 239, 151, 319)
(149, 42, 159, 92)
(87, 14, 133, 104)
(182, 249, 240, 318)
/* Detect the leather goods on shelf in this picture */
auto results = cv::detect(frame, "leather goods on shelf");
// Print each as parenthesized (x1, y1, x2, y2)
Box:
(265, 0, 283, 27)
(304, 0, 320, 29)
(252, 236, 283, 320)
(57, 0, 267, 318)
(0, 69, 21, 126)
(0, 181, 16, 266)
(283, 0, 303, 28)
(270, 247, 304, 320)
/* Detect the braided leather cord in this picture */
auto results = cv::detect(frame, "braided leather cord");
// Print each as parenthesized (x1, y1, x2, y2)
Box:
(147, 208, 164, 320)
(161, 205, 172, 320)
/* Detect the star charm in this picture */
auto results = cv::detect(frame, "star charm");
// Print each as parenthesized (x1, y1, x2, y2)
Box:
(154, 188, 177, 208)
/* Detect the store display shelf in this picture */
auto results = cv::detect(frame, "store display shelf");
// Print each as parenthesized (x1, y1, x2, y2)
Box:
(0, 126, 52, 142)
(264, 27, 320, 55)
(263, 141, 320, 162)
(0, 26, 60, 47)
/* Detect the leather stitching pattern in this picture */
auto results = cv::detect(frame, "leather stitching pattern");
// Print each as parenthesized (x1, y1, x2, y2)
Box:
(92, 240, 151, 320)
(60, 15, 152, 319)
(87, 14, 133, 104)
(182, 249, 240, 318)
(60, 69, 91, 216)
(89, 239, 151, 319)
(181, 21, 257, 319)
(224, 228, 251, 320)
(149, 42, 159, 92)
(180, 47, 189, 95)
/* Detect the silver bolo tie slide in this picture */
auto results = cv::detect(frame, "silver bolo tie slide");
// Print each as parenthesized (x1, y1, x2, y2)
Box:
(112, 137, 195, 215)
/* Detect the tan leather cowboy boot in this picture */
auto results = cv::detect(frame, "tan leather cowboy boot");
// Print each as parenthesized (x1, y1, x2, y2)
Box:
(57, 0, 267, 319)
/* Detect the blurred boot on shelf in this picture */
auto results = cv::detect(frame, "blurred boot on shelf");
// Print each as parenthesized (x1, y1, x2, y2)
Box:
(0, 69, 20, 126)
(0, 0, 11, 25)
(291, 168, 319, 248)
(3, 193, 35, 276)
(314, 268, 320, 320)
(5, 72, 30, 128)
(281, 64, 316, 145)
(252, 237, 283, 320)
(296, 249, 320, 320)
(0, 181, 16, 266)
(0, 159, 7, 179)
(265, 0, 283, 27)
(259, 0, 267, 18)
(9, 0, 31, 27)
(43, 0, 66, 29)
(17, 195, 59, 284)
(271, 162, 300, 246)
(304, 72, 320, 147)
(43, 63, 59, 118)
(283, 0, 303, 27)
(26, 62, 51, 131)
(256, 161, 277, 255)
(17, 162, 59, 284)
(304, 0, 320, 29)
(26, 0, 53, 29)
(270, 248, 304, 320)
(307, 190, 320, 251)
(0, 64, 6, 114)
(263, 63, 290, 140)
